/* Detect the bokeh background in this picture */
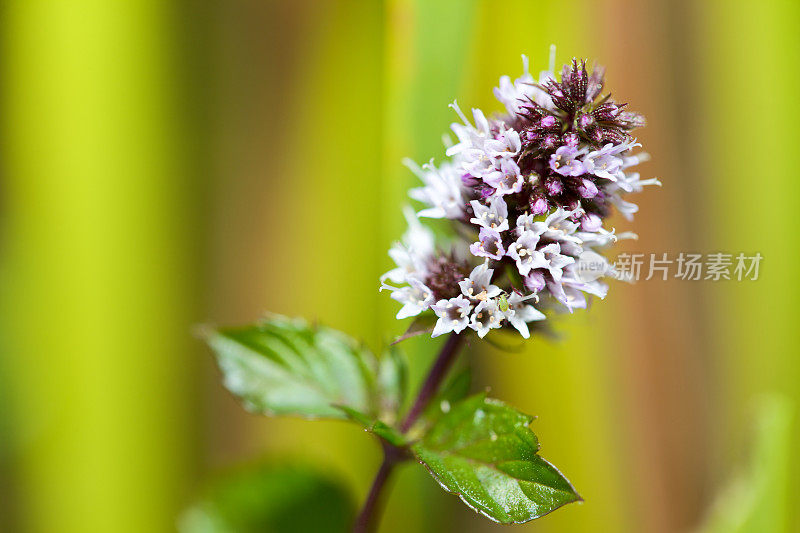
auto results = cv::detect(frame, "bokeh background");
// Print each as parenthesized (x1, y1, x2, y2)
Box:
(2, 0, 799, 532)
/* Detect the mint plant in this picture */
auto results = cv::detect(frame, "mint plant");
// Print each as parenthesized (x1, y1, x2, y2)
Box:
(203, 52, 656, 531)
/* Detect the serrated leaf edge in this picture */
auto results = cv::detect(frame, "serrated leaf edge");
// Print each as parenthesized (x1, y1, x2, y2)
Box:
(413, 450, 582, 524)
(411, 394, 581, 524)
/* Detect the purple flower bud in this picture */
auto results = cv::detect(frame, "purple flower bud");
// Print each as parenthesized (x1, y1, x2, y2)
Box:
(563, 132, 580, 147)
(540, 115, 557, 128)
(601, 127, 627, 144)
(525, 130, 541, 142)
(578, 178, 598, 198)
(593, 103, 619, 121)
(524, 271, 546, 293)
(581, 213, 603, 232)
(545, 178, 563, 196)
(479, 186, 496, 199)
(578, 114, 594, 129)
(542, 134, 558, 149)
(530, 196, 548, 215)
(461, 174, 480, 187)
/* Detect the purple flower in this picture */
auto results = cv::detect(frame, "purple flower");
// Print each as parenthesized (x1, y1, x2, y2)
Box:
(484, 159, 523, 196)
(470, 227, 506, 260)
(381, 52, 657, 339)
(581, 143, 624, 180)
(478, 186, 496, 199)
(542, 134, 559, 150)
(549, 146, 587, 177)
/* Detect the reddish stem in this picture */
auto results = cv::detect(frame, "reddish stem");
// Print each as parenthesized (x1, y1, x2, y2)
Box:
(353, 332, 464, 532)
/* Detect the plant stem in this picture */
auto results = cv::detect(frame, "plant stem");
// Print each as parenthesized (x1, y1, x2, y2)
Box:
(400, 332, 464, 432)
(352, 443, 402, 533)
(353, 332, 464, 532)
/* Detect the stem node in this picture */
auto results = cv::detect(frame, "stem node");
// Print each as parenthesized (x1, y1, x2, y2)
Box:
(353, 332, 464, 532)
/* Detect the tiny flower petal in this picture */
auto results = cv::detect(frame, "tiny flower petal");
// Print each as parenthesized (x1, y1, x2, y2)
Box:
(469, 197, 510, 232)
(431, 295, 473, 337)
(470, 227, 506, 261)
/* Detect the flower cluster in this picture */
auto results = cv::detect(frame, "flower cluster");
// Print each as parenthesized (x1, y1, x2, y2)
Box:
(381, 53, 660, 339)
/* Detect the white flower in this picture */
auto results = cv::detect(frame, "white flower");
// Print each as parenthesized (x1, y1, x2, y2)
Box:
(380, 207, 435, 284)
(494, 54, 558, 117)
(581, 143, 624, 180)
(505, 291, 546, 339)
(608, 195, 639, 220)
(469, 227, 505, 261)
(507, 231, 547, 276)
(458, 263, 501, 301)
(381, 51, 656, 338)
(494, 55, 537, 116)
(516, 208, 583, 256)
(546, 265, 609, 312)
(484, 127, 521, 160)
(536, 242, 576, 282)
(469, 197, 509, 232)
(431, 295, 473, 337)
(446, 102, 493, 162)
(446, 101, 519, 182)
(613, 171, 662, 194)
(575, 224, 620, 249)
(386, 277, 434, 319)
(469, 299, 503, 338)
(406, 158, 466, 219)
(579, 213, 603, 232)
(603, 170, 660, 221)
(483, 158, 523, 196)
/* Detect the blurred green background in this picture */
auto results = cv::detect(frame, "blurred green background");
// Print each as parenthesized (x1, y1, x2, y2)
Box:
(2, 0, 799, 531)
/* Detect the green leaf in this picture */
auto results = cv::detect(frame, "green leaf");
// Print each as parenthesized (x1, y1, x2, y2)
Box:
(376, 346, 407, 421)
(412, 393, 581, 524)
(336, 406, 408, 447)
(179, 462, 354, 533)
(204, 316, 378, 419)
